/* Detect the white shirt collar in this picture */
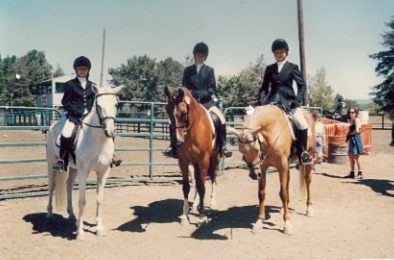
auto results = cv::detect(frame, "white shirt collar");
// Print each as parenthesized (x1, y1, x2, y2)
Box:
(196, 63, 204, 73)
(277, 58, 287, 73)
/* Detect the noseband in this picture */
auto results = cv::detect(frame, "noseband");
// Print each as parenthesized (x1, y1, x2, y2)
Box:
(168, 98, 200, 134)
(82, 93, 119, 128)
(238, 132, 264, 170)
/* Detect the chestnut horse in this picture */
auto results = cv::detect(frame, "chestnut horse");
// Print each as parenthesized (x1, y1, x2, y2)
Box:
(164, 86, 220, 226)
(227, 104, 315, 235)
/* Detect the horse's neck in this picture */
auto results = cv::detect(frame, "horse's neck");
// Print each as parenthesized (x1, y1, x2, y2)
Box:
(82, 108, 104, 138)
(251, 106, 286, 137)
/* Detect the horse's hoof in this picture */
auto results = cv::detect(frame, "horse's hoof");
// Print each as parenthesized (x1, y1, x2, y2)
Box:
(96, 229, 106, 237)
(306, 208, 314, 217)
(283, 226, 294, 236)
(179, 215, 190, 226)
(251, 222, 263, 234)
(209, 202, 218, 210)
(76, 232, 86, 241)
(197, 217, 208, 228)
(190, 207, 199, 214)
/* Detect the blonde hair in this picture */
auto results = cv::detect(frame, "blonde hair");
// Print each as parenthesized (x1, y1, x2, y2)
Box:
(312, 111, 321, 119)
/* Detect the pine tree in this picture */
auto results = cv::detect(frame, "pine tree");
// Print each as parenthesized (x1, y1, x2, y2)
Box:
(369, 16, 394, 117)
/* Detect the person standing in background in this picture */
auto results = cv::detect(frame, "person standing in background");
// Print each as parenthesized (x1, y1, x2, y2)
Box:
(312, 111, 325, 173)
(345, 107, 363, 179)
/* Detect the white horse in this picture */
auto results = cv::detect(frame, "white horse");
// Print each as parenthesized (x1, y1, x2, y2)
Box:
(46, 84, 123, 241)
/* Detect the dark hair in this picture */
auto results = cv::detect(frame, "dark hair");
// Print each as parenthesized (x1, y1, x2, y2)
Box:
(347, 106, 358, 119)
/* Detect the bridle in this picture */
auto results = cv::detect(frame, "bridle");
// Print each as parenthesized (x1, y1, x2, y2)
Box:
(239, 122, 287, 170)
(168, 98, 200, 134)
(238, 128, 264, 170)
(82, 93, 119, 129)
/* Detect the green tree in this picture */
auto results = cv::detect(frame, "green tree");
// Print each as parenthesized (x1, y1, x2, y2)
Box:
(53, 64, 65, 78)
(155, 57, 183, 102)
(108, 55, 184, 107)
(359, 102, 380, 114)
(0, 50, 53, 106)
(307, 68, 335, 110)
(217, 55, 265, 107)
(369, 16, 394, 117)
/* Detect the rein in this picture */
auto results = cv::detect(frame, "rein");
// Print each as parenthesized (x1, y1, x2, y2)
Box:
(239, 121, 288, 170)
(81, 93, 119, 129)
(169, 99, 201, 134)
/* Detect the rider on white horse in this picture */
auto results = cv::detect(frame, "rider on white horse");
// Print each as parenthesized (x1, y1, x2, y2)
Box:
(257, 39, 312, 165)
(53, 56, 122, 171)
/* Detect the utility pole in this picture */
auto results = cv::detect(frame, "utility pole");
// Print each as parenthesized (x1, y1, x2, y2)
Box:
(297, 0, 308, 106)
(99, 29, 106, 88)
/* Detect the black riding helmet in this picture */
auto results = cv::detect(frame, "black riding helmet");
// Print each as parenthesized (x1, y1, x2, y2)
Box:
(271, 39, 289, 54)
(73, 56, 91, 70)
(73, 56, 91, 78)
(193, 42, 209, 59)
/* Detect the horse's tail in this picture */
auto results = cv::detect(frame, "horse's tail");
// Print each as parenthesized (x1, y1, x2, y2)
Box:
(54, 171, 68, 210)
(299, 165, 307, 196)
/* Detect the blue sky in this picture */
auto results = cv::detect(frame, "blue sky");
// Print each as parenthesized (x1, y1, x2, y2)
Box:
(1, 0, 393, 99)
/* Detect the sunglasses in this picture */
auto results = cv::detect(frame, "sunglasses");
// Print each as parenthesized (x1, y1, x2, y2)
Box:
(349, 111, 355, 114)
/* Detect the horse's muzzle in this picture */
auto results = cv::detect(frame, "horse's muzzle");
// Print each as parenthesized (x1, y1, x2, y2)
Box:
(176, 140, 183, 147)
(104, 130, 114, 138)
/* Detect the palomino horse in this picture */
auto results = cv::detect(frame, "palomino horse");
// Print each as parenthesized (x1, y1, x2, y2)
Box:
(46, 84, 123, 240)
(164, 86, 220, 226)
(227, 104, 315, 235)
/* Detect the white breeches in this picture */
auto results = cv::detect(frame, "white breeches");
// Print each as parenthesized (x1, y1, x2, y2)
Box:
(208, 106, 225, 124)
(61, 119, 76, 138)
(290, 107, 308, 130)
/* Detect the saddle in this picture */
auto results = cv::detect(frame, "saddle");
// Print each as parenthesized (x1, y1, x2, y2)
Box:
(209, 111, 221, 138)
(267, 103, 299, 157)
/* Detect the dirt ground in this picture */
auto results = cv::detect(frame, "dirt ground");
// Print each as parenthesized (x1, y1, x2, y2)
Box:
(0, 129, 393, 259)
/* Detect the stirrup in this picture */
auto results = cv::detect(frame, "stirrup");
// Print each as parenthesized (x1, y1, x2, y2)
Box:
(110, 158, 122, 168)
(162, 146, 178, 159)
(53, 160, 67, 172)
(301, 152, 312, 165)
(221, 147, 232, 158)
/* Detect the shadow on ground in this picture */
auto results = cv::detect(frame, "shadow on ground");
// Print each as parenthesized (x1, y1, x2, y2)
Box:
(114, 198, 284, 240)
(23, 213, 77, 240)
(317, 172, 394, 198)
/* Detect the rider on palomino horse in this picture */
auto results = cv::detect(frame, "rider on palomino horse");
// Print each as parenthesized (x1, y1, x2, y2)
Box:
(163, 42, 232, 159)
(257, 39, 312, 165)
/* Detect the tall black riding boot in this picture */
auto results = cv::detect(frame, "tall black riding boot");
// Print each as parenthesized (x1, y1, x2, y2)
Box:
(162, 129, 178, 159)
(111, 136, 122, 168)
(218, 124, 232, 158)
(53, 136, 71, 172)
(298, 129, 312, 165)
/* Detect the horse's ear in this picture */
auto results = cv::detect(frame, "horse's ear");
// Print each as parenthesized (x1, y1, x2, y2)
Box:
(178, 88, 184, 100)
(92, 84, 99, 94)
(243, 127, 262, 139)
(227, 127, 240, 139)
(164, 86, 170, 97)
(113, 85, 125, 94)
